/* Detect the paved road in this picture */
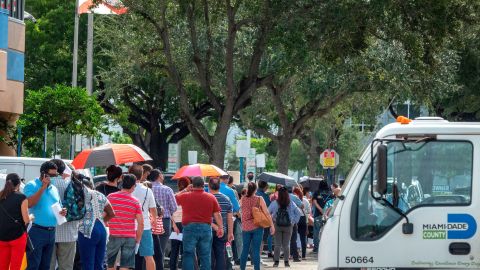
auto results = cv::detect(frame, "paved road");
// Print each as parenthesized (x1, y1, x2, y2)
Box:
(242, 249, 318, 270)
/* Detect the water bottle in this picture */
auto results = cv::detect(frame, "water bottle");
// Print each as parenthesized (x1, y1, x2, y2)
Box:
(226, 241, 233, 259)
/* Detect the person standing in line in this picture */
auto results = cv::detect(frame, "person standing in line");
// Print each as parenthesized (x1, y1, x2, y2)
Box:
(268, 187, 302, 267)
(96, 165, 122, 196)
(130, 165, 157, 270)
(208, 178, 234, 270)
(175, 177, 223, 270)
(49, 159, 79, 270)
(240, 182, 274, 270)
(77, 178, 115, 270)
(0, 173, 32, 270)
(141, 164, 153, 186)
(227, 176, 242, 266)
(168, 177, 191, 270)
(288, 187, 303, 262)
(152, 170, 177, 270)
(106, 174, 144, 270)
(256, 180, 273, 258)
(311, 180, 332, 253)
(24, 161, 67, 270)
(293, 187, 310, 259)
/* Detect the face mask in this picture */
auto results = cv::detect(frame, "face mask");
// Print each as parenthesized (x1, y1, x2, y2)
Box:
(247, 175, 254, 181)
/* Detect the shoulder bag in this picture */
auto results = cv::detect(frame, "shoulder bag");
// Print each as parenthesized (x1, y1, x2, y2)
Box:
(252, 197, 271, 228)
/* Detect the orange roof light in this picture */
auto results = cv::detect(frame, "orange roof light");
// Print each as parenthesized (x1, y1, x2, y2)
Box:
(396, 116, 412, 125)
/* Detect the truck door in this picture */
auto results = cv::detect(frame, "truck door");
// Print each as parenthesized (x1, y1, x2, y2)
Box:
(338, 136, 479, 269)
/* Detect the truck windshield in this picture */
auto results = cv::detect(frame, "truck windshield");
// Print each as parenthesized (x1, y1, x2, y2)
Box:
(354, 140, 473, 241)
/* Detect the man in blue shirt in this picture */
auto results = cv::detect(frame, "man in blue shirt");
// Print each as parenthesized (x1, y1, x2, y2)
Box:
(24, 161, 66, 270)
(219, 175, 240, 213)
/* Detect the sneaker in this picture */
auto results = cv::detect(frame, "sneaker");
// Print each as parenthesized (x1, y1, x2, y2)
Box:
(273, 261, 279, 267)
(261, 259, 269, 266)
(293, 258, 301, 262)
(284, 261, 291, 267)
(312, 249, 318, 253)
(268, 252, 274, 258)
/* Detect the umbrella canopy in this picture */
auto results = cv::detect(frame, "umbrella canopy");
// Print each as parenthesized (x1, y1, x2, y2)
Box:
(72, 144, 152, 169)
(172, 164, 228, 179)
(299, 177, 324, 191)
(258, 172, 297, 187)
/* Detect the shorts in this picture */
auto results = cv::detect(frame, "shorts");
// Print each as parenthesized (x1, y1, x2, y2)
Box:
(139, 229, 154, 256)
(107, 236, 136, 268)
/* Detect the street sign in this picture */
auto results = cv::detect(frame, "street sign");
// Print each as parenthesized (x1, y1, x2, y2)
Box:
(188, 151, 197, 165)
(246, 148, 256, 179)
(256, 154, 266, 168)
(167, 143, 180, 172)
(320, 149, 339, 168)
(236, 140, 249, 157)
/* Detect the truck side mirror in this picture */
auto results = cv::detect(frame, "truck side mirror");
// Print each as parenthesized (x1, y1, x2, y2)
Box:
(376, 144, 387, 195)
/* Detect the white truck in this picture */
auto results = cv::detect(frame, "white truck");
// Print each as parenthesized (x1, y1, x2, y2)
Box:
(318, 117, 479, 269)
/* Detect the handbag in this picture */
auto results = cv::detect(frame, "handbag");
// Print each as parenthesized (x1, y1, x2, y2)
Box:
(0, 203, 34, 252)
(252, 197, 271, 228)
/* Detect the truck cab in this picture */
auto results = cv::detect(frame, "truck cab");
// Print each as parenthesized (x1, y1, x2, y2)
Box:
(319, 117, 480, 269)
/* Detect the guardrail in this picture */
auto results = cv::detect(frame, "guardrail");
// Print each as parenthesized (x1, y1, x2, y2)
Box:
(0, 0, 24, 20)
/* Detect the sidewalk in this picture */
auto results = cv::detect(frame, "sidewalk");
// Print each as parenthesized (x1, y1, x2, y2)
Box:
(242, 249, 318, 270)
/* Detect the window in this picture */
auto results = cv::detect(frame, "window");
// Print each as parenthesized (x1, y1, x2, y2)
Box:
(3, 0, 23, 20)
(354, 141, 473, 241)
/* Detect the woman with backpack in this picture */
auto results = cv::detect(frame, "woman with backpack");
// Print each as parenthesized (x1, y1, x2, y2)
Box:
(0, 173, 32, 270)
(77, 177, 115, 270)
(268, 186, 302, 268)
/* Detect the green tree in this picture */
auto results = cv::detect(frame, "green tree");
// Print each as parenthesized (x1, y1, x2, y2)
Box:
(25, 0, 87, 90)
(18, 85, 106, 156)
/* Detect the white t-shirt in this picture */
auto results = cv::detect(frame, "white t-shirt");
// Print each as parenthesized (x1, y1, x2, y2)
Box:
(132, 183, 156, 230)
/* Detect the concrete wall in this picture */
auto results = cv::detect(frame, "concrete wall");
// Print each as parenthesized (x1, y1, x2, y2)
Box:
(0, 8, 25, 156)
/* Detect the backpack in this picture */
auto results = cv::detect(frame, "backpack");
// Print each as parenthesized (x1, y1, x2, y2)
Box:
(63, 175, 86, 222)
(276, 206, 291, 227)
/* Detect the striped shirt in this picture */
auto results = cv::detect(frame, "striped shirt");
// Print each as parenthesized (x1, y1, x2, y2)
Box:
(212, 193, 232, 230)
(107, 191, 142, 238)
(51, 177, 80, 242)
(152, 182, 177, 218)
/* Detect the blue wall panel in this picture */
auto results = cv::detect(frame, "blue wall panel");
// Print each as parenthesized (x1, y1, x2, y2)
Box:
(0, 9, 8, 50)
(7, 49, 24, 82)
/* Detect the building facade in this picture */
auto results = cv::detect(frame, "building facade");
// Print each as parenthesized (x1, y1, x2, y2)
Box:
(0, 0, 24, 156)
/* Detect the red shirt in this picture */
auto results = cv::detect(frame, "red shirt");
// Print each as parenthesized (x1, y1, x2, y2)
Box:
(176, 189, 221, 226)
(107, 191, 142, 238)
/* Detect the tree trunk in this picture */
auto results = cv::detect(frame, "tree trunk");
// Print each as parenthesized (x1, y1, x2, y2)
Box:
(307, 130, 319, 177)
(207, 119, 231, 168)
(276, 136, 293, 174)
(148, 130, 169, 171)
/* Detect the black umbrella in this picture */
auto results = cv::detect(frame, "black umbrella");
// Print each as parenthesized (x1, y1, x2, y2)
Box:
(258, 172, 297, 187)
(299, 177, 324, 191)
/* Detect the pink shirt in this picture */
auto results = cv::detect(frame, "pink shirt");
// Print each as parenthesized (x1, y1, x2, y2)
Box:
(107, 191, 142, 238)
(241, 195, 262, 231)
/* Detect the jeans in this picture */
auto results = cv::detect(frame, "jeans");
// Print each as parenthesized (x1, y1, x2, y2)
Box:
(274, 224, 293, 263)
(240, 228, 263, 270)
(211, 233, 227, 270)
(313, 216, 322, 251)
(182, 223, 212, 270)
(157, 218, 172, 270)
(290, 223, 300, 259)
(297, 216, 308, 258)
(231, 219, 242, 263)
(169, 223, 183, 270)
(77, 220, 107, 270)
(27, 225, 56, 270)
(0, 232, 27, 270)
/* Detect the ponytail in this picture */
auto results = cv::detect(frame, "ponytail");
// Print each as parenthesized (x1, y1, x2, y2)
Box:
(0, 173, 21, 200)
(246, 182, 257, 197)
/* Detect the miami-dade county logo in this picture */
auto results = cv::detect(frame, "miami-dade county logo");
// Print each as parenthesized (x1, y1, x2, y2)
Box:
(422, 214, 477, 240)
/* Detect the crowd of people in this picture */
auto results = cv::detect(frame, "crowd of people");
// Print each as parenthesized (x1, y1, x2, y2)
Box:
(0, 161, 342, 270)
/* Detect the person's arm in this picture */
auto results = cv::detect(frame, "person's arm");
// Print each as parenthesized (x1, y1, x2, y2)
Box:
(227, 212, 234, 242)
(26, 177, 49, 207)
(148, 190, 157, 220)
(135, 213, 144, 243)
(103, 203, 115, 223)
(213, 212, 224, 237)
(231, 192, 240, 213)
(21, 199, 31, 224)
(172, 219, 180, 234)
(168, 189, 178, 215)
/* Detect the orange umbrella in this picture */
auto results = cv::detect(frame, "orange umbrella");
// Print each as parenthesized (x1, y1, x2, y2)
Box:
(72, 144, 152, 169)
(172, 164, 228, 179)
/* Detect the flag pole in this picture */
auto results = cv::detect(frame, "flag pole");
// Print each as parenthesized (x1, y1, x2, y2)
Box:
(72, 0, 79, 88)
(86, 12, 94, 95)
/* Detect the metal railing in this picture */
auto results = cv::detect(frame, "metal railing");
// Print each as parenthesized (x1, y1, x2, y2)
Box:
(1, 0, 24, 20)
